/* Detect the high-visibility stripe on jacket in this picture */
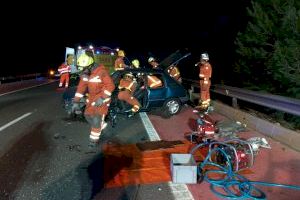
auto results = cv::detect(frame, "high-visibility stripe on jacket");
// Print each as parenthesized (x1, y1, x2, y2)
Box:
(74, 64, 115, 107)
(118, 79, 137, 93)
(58, 63, 71, 74)
(167, 65, 181, 81)
(114, 57, 126, 71)
(147, 75, 162, 88)
(199, 62, 212, 79)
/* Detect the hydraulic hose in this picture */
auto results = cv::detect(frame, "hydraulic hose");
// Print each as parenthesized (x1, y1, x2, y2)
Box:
(191, 142, 300, 199)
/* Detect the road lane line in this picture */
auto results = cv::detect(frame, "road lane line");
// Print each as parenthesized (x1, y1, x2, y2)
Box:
(139, 112, 194, 200)
(0, 112, 32, 131)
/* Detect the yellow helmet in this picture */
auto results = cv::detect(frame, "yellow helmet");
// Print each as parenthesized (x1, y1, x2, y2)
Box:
(118, 50, 125, 57)
(131, 59, 140, 68)
(77, 53, 94, 68)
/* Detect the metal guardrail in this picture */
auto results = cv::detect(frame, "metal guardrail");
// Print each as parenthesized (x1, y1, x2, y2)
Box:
(0, 73, 42, 84)
(182, 78, 300, 116)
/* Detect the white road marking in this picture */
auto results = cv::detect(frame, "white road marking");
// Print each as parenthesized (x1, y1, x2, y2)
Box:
(139, 112, 194, 200)
(0, 112, 32, 131)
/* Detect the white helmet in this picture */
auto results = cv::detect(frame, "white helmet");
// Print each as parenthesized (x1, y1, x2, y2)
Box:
(148, 57, 155, 63)
(201, 53, 209, 61)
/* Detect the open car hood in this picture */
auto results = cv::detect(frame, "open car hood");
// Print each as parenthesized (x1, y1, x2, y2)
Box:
(158, 49, 191, 70)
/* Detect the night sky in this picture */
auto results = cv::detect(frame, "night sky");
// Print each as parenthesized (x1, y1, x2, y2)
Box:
(2, 1, 248, 82)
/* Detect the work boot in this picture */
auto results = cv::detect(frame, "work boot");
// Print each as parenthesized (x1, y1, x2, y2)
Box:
(127, 111, 138, 118)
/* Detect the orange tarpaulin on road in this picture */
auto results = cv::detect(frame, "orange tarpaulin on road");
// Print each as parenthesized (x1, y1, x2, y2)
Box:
(103, 140, 207, 188)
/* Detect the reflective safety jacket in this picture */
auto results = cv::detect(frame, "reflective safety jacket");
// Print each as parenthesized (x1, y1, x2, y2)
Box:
(147, 75, 162, 89)
(58, 63, 71, 75)
(167, 65, 181, 81)
(114, 57, 126, 71)
(74, 64, 115, 111)
(199, 62, 212, 83)
(118, 78, 137, 93)
(150, 61, 159, 69)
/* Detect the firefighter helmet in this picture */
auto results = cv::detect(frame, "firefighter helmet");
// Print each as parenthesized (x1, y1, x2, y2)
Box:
(77, 53, 94, 68)
(118, 50, 125, 57)
(124, 73, 134, 79)
(148, 57, 155, 63)
(132, 59, 140, 68)
(201, 53, 209, 61)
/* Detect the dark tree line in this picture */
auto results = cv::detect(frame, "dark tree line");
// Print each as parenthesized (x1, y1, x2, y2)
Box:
(234, 0, 300, 99)
(233, 0, 300, 128)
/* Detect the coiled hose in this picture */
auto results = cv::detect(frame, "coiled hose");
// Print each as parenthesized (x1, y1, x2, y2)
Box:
(190, 142, 300, 199)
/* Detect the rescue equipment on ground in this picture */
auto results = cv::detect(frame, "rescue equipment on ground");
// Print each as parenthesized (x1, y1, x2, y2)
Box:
(189, 138, 300, 199)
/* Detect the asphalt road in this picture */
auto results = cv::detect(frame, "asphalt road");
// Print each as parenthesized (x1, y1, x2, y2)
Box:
(0, 82, 172, 200)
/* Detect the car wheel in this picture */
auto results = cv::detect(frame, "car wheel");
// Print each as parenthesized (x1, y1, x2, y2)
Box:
(162, 98, 182, 118)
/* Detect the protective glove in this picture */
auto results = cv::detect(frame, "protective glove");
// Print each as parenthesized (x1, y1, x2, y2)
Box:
(71, 102, 80, 113)
(92, 98, 105, 107)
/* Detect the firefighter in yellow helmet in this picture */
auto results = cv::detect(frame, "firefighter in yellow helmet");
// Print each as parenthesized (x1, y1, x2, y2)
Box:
(72, 52, 115, 147)
(131, 59, 140, 68)
(114, 50, 128, 71)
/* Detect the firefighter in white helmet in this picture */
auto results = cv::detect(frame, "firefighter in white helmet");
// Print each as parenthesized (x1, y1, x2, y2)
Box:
(72, 51, 115, 147)
(196, 53, 212, 109)
(148, 57, 159, 68)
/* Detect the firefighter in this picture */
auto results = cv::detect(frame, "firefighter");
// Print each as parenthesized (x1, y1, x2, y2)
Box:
(72, 52, 115, 146)
(114, 50, 128, 71)
(146, 57, 162, 88)
(58, 62, 71, 88)
(196, 53, 212, 109)
(118, 73, 141, 116)
(148, 57, 159, 68)
(167, 64, 182, 83)
(131, 59, 140, 69)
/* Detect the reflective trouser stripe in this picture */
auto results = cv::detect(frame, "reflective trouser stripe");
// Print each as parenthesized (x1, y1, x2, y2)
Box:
(75, 93, 84, 98)
(90, 134, 99, 140)
(205, 131, 214, 135)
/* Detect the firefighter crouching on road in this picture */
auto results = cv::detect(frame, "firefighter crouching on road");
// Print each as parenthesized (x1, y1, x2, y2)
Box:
(196, 53, 212, 109)
(114, 50, 128, 71)
(58, 62, 71, 88)
(118, 73, 141, 116)
(72, 52, 115, 146)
